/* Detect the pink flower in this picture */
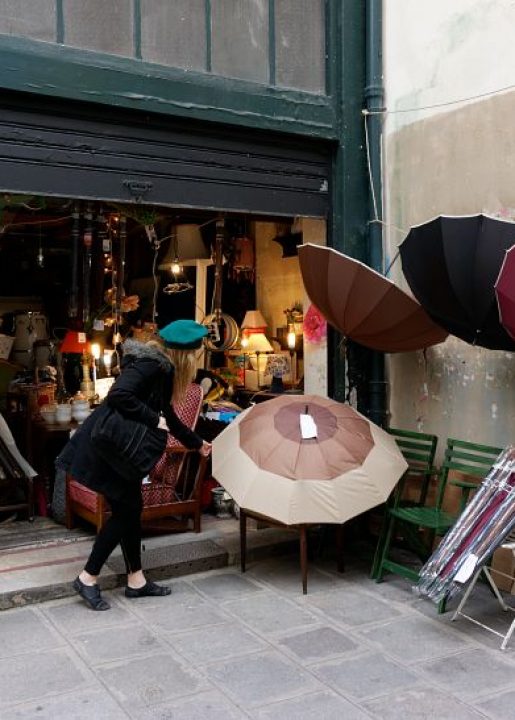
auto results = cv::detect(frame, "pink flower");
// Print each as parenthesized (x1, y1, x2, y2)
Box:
(303, 304, 327, 344)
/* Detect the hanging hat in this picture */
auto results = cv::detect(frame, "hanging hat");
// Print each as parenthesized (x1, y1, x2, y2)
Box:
(159, 319, 208, 350)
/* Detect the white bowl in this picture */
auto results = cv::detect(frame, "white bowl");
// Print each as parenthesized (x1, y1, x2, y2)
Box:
(40, 409, 57, 423)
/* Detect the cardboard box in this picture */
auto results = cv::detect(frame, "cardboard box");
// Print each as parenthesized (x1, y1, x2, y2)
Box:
(490, 543, 515, 593)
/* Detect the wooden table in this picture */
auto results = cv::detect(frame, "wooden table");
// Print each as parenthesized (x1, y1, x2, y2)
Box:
(239, 508, 344, 594)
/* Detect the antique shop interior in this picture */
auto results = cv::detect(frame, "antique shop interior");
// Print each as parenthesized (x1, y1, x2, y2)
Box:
(0, 194, 324, 534)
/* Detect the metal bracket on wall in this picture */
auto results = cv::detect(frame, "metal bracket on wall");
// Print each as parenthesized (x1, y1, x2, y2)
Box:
(122, 179, 153, 202)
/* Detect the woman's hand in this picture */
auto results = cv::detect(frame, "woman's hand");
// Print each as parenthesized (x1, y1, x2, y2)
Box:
(199, 440, 212, 457)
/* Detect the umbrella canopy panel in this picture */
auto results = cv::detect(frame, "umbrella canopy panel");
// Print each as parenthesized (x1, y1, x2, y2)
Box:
(298, 244, 448, 353)
(239, 398, 373, 480)
(400, 214, 515, 350)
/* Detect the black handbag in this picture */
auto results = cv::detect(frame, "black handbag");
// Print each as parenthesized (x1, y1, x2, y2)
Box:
(91, 405, 167, 482)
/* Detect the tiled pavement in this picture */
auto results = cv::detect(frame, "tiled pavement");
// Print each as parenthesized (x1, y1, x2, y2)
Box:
(2, 553, 515, 719)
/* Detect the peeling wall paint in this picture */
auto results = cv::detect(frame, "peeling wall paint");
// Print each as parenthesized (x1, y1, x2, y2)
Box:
(384, 1, 515, 453)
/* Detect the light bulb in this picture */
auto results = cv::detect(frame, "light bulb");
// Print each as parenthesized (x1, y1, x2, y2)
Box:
(91, 343, 101, 361)
(241, 336, 249, 349)
(287, 331, 296, 350)
(171, 261, 182, 275)
(103, 349, 113, 376)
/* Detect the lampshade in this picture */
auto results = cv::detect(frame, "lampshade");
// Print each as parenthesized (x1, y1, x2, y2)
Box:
(245, 332, 273, 353)
(158, 224, 210, 269)
(241, 310, 267, 330)
(265, 353, 291, 377)
(60, 331, 90, 354)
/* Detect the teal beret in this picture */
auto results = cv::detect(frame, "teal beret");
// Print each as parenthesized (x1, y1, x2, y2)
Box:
(159, 319, 208, 350)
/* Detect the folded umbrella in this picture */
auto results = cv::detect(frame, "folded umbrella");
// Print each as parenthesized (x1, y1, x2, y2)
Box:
(298, 244, 447, 353)
(400, 214, 515, 350)
(212, 394, 407, 526)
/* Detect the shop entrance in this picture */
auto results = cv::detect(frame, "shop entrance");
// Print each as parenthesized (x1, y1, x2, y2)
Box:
(0, 94, 329, 542)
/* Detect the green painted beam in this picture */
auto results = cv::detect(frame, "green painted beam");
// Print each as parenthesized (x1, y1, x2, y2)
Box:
(0, 36, 337, 139)
(327, 0, 368, 403)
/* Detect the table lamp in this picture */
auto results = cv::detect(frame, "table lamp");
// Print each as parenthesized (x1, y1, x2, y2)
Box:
(245, 332, 273, 388)
(266, 353, 291, 393)
(241, 309, 267, 335)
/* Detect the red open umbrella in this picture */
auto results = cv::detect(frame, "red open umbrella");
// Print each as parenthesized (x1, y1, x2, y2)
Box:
(495, 245, 515, 340)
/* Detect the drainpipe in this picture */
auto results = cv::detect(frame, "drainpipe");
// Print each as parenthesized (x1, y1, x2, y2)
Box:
(364, 0, 388, 426)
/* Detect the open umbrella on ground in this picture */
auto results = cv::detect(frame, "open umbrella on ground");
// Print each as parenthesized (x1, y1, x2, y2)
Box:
(495, 244, 515, 340)
(212, 395, 407, 593)
(400, 214, 515, 350)
(212, 395, 407, 526)
(298, 244, 447, 353)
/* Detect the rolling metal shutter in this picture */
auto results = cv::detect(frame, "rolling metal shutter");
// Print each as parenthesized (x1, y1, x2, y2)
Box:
(0, 93, 330, 217)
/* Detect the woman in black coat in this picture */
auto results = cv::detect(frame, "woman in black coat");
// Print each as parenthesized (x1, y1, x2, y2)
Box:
(57, 320, 211, 611)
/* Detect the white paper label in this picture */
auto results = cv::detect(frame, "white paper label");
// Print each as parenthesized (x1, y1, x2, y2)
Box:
(300, 413, 318, 439)
(78, 332, 87, 344)
(454, 553, 478, 584)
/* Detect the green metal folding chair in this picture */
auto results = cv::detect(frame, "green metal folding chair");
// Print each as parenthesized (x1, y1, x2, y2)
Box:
(370, 428, 438, 580)
(373, 436, 502, 613)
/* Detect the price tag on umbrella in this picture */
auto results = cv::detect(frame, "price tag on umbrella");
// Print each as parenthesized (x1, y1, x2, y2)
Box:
(300, 413, 318, 439)
(454, 553, 478, 584)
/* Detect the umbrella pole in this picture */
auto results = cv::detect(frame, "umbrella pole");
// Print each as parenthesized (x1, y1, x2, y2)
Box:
(240, 510, 247, 574)
(300, 526, 308, 595)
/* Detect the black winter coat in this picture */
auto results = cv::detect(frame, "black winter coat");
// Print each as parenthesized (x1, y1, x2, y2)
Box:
(56, 340, 203, 500)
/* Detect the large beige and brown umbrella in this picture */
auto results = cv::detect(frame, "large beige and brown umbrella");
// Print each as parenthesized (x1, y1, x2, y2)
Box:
(298, 243, 448, 352)
(212, 395, 407, 526)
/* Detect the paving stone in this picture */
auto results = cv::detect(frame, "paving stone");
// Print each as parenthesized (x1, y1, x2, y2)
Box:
(74, 623, 165, 665)
(8, 686, 129, 719)
(127, 689, 247, 719)
(476, 687, 515, 719)
(170, 621, 267, 666)
(358, 614, 470, 663)
(363, 687, 486, 719)
(130, 596, 228, 633)
(222, 592, 318, 636)
(98, 653, 207, 709)
(312, 651, 421, 701)
(306, 588, 402, 627)
(0, 606, 63, 658)
(277, 626, 359, 664)
(418, 648, 515, 700)
(247, 557, 340, 594)
(190, 571, 263, 600)
(42, 595, 134, 634)
(203, 650, 320, 708)
(253, 690, 369, 719)
(0, 648, 90, 707)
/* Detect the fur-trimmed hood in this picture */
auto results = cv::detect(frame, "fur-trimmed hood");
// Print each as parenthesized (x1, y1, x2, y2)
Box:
(121, 339, 171, 371)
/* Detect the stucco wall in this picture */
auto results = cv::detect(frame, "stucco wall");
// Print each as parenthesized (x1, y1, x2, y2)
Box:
(384, 1, 515, 451)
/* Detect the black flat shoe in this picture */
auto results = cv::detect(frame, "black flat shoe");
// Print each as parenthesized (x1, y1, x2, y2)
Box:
(73, 577, 111, 611)
(125, 581, 171, 598)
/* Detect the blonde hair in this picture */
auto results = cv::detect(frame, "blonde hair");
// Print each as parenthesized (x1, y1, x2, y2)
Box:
(167, 348, 197, 404)
(145, 339, 196, 404)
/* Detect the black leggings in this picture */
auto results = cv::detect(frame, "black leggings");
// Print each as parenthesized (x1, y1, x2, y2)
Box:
(84, 483, 143, 576)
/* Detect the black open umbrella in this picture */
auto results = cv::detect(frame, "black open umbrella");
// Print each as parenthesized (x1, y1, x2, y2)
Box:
(400, 214, 515, 350)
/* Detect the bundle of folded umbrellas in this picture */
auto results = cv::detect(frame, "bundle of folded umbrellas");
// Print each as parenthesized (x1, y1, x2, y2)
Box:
(416, 445, 515, 603)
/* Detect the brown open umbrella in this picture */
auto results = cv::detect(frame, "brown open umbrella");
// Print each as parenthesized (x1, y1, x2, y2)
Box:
(298, 244, 448, 352)
(212, 395, 407, 525)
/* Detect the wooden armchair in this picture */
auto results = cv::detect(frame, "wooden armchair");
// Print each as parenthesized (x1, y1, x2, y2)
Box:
(66, 383, 206, 533)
